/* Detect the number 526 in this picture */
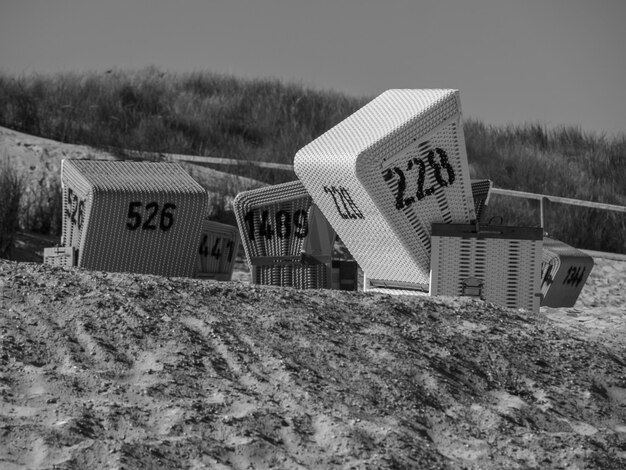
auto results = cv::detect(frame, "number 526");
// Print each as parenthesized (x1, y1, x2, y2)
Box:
(126, 201, 177, 232)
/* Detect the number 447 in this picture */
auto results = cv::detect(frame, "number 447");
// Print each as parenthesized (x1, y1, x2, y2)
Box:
(199, 235, 234, 262)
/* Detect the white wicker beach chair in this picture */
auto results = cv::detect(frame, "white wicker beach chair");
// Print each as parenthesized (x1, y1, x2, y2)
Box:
(429, 223, 543, 313)
(540, 237, 594, 308)
(233, 180, 339, 289)
(195, 219, 241, 281)
(294, 89, 476, 292)
(60, 159, 207, 277)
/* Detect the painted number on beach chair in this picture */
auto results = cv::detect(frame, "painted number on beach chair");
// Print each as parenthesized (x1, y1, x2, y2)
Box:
(126, 201, 177, 232)
(563, 266, 586, 288)
(243, 209, 309, 240)
(383, 147, 456, 210)
(541, 263, 554, 292)
(65, 188, 86, 230)
(323, 186, 364, 220)
(199, 235, 235, 262)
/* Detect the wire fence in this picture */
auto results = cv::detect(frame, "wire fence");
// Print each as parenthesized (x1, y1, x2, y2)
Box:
(102, 146, 296, 172)
(490, 187, 626, 228)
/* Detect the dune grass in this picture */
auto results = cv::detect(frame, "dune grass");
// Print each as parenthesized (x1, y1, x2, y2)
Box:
(464, 119, 626, 252)
(0, 154, 24, 258)
(0, 67, 624, 253)
(0, 67, 367, 184)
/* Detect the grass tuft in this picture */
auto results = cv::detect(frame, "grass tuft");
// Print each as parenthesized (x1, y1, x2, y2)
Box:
(0, 154, 24, 258)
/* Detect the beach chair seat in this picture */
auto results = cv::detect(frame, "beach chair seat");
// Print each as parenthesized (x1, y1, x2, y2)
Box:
(540, 237, 594, 307)
(294, 89, 476, 293)
(60, 159, 207, 277)
(233, 180, 339, 289)
(429, 223, 544, 313)
(195, 219, 241, 281)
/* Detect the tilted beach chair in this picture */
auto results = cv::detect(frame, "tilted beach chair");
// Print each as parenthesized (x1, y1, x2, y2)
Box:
(195, 219, 241, 281)
(294, 89, 546, 311)
(233, 180, 341, 289)
(540, 237, 594, 308)
(57, 159, 207, 277)
(294, 89, 476, 293)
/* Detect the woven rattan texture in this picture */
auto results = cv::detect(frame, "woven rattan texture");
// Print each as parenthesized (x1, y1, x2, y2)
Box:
(471, 179, 493, 223)
(540, 237, 594, 308)
(43, 247, 76, 267)
(195, 220, 241, 280)
(294, 90, 475, 288)
(233, 181, 332, 289)
(61, 159, 207, 277)
(429, 225, 542, 313)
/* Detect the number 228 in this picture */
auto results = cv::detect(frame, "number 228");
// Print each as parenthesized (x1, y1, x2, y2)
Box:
(383, 147, 455, 210)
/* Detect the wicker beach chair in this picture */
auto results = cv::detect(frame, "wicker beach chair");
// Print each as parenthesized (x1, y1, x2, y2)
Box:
(294, 89, 476, 293)
(233, 180, 338, 289)
(58, 159, 207, 277)
(540, 237, 594, 308)
(195, 219, 241, 281)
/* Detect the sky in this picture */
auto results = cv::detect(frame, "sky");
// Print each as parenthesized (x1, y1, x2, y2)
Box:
(1, 0, 625, 137)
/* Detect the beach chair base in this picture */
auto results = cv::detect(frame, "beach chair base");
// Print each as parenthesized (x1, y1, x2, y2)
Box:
(429, 223, 543, 313)
(363, 275, 429, 296)
(195, 272, 234, 282)
(43, 247, 77, 267)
